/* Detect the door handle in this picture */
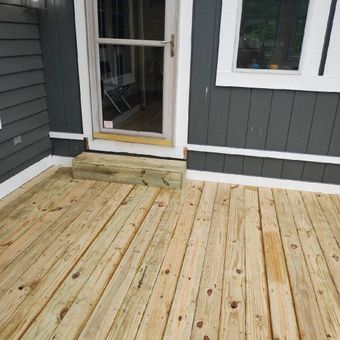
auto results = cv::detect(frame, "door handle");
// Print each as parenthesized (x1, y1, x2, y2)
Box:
(161, 34, 175, 57)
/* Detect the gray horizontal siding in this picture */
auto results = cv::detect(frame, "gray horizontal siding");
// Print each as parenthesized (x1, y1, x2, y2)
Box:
(0, 3, 51, 185)
(39, 0, 83, 135)
(188, 151, 340, 185)
(188, 0, 340, 185)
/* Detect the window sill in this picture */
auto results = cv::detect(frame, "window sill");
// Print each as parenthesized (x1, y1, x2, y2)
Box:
(216, 71, 340, 92)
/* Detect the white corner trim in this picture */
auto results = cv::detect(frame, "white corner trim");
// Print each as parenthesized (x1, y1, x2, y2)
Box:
(187, 144, 340, 165)
(49, 132, 84, 141)
(0, 156, 53, 199)
(52, 156, 74, 167)
(186, 170, 340, 195)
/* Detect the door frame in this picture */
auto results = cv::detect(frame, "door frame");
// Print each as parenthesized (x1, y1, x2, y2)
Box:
(87, 0, 176, 140)
(74, 0, 192, 159)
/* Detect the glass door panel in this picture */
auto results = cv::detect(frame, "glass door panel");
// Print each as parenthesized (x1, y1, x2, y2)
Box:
(93, 0, 172, 138)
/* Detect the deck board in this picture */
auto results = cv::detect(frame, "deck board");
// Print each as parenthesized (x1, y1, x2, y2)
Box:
(0, 169, 338, 339)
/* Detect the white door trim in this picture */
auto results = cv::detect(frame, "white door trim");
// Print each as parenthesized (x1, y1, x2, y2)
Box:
(74, 0, 192, 159)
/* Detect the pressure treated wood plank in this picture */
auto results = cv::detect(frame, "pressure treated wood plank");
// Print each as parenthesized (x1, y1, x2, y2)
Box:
(74, 152, 186, 172)
(163, 182, 217, 340)
(244, 186, 272, 339)
(0, 173, 79, 252)
(301, 192, 340, 291)
(258, 188, 299, 340)
(78, 188, 173, 340)
(73, 152, 186, 189)
(0, 181, 103, 300)
(0, 166, 58, 211)
(219, 185, 246, 340)
(286, 190, 340, 339)
(0, 179, 94, 273)
(106, 183, 192, 339)
(317, 194, 340, 245)
(136, 182, 204, 340)
(0, 183, 131, 339)
(22, 185, 152, 340)
(330, 194, 340, 213)
(273, 189, 327, 339)
(191, 183, 230, 340)
(0, 170, 65, 236)
(49, 186, 160, 340)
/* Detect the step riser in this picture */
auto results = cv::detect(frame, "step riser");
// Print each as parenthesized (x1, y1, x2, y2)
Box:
(72, 153, 186, 189)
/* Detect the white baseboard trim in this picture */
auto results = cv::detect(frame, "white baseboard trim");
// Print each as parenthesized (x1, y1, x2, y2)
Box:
(0, 156, 53, 199)
(186, 170, 340, 194)
(52, 156, 74, 167)
(187, 144, 340, 165)
(49, 132, 84, 141)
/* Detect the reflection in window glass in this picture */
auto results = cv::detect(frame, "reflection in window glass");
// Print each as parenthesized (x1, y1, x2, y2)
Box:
(99, 45, 163, 133)
(97, 0, 165, 41)
(236, 0, 309, 70)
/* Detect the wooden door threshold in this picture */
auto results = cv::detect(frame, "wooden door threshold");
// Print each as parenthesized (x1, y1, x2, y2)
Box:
(93, 132, 173, 147)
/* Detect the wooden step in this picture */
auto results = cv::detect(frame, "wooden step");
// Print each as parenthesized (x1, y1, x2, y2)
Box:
(72, 152, 186, 189)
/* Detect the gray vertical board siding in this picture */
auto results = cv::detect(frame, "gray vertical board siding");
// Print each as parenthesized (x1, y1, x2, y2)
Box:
(187, 151, 206, 171)
(328, 100, 340, 156)
(205, 153, 224, 173)
(0, 3, 51, 185)
(262, 91, 294, 176)
(51, 139, 85, 157)
(243, 89, 273, 175)
(224, 155, 244, 174)
(39, 0, 83, 134)
(224, 88, 251, 173)
(206, 0, 230, 147)
(188, 0, 218, 144)
(303, 93, 339, 180)
(323, 165, 340, 184)
(188, 0, 340, 185)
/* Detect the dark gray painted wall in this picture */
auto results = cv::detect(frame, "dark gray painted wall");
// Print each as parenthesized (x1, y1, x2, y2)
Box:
(0, 3, 51, 184)
(39, 0, 84, 157)
(188, 0, 340, 184)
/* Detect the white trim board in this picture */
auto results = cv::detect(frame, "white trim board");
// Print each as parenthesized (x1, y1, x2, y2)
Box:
(187, 144, 340, 165)
(52, 156, 74, 167)
(73, 0, 192, 159)
(186, 170, 340, 195)
(49, 132, 84, 141)
(0, 156, 53, 199)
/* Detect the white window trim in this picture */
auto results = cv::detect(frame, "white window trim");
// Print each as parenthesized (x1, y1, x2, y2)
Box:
(216, 0, 340, 92)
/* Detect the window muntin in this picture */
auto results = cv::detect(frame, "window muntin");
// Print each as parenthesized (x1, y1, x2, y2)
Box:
(236, 0, 310, 71)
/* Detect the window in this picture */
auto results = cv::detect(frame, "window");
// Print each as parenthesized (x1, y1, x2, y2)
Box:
(216, 0, 340, 92)
(237, 0, 309, 71)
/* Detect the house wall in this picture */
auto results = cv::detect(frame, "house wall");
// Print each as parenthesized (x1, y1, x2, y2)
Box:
(0, 2, 51, 184)
(188, 0, 340, 184)
(39, 0, 84, 157)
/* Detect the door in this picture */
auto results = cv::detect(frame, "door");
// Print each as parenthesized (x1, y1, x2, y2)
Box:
(86, 0, 176, 143)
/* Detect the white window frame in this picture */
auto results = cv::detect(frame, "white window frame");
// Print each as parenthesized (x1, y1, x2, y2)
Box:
(216, 0, 340, 92)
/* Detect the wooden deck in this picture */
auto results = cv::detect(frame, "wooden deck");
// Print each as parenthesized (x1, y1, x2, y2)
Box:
(0, 167, 339, 339)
